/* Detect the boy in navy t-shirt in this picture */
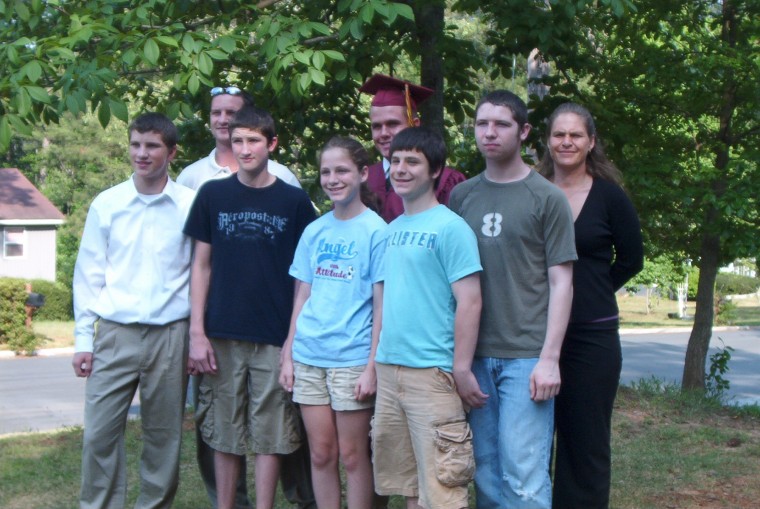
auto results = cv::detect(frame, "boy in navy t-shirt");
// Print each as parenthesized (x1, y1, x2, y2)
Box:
(183, 106, 316, 509)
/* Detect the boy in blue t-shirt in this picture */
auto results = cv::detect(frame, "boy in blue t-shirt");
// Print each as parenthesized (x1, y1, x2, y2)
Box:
(372, 127, 484, 509)
(183, 106, 316, 509)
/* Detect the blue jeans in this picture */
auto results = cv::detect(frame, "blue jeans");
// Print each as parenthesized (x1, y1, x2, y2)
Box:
(468, 357, 553, 509)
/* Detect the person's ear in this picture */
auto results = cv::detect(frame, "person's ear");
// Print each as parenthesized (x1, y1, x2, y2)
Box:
(519, 123, 532, 142)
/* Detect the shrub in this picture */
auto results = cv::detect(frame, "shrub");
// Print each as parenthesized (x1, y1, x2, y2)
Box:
(28, 279, 73, 320)
(715, 273, 760, 295)
(0, 278, 42, 355)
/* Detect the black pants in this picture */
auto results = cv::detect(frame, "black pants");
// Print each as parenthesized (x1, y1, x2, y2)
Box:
(553, 321, 621, 509)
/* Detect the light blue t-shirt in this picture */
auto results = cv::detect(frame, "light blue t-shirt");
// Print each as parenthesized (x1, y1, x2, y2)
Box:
(375, 205, 482, 372)
(289, 208, 387, 367)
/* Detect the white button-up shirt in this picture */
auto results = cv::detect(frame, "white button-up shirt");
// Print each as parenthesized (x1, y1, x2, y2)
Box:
(177, 149, 301, 190)
(73, 176, 196, 352)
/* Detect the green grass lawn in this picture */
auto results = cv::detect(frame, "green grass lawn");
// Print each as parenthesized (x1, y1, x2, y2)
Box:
(1, 386, 758, 509)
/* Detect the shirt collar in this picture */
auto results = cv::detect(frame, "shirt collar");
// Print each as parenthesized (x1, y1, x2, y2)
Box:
(128, 174, 181, 204)
(209, 148, 233, 175)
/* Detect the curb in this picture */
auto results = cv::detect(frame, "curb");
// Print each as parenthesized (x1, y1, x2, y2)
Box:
(0, 346, 75, 359)
(1, 326, 757, 359)
(620, 325, 758, 335)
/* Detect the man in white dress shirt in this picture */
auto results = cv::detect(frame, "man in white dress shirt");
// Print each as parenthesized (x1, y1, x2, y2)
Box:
(72, 113, 196, 509)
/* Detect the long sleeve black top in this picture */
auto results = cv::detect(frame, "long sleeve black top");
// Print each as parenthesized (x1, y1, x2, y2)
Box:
(570, 178, 644, 324)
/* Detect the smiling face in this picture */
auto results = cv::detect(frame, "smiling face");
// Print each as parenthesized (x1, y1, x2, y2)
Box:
(230, 127, 277, 178)
(129, 130, 175, 189)
(319, 147, 367, 209)
(370, 105, 418, 159)
(548, 112, 595, 172)
(209, 94, 245, 146)
(474, 102, 530, 163)
(389, 148, 441, 203)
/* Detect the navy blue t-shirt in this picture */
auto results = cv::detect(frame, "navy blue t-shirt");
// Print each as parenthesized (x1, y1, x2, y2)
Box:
(184, 175, 316, 345)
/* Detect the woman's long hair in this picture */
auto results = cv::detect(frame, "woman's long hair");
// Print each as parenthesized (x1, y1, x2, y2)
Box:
(537, 103, 622, 185)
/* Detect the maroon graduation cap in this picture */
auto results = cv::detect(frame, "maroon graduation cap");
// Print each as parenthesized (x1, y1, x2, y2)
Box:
(359, 74, 435, 126)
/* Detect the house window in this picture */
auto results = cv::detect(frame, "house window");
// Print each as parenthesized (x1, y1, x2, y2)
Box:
(3, 227, 25, 257)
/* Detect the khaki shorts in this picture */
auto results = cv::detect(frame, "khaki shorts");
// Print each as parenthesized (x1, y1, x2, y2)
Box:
(372, 364, 474, 509)
(196, 339, 301, 456)
(293, 361, 375, 411)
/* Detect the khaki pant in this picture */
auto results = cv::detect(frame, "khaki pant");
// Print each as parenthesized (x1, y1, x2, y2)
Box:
(80, 319, 189, 509)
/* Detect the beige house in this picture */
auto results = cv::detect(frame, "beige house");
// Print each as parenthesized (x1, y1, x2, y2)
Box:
(0, 168, 65, 282)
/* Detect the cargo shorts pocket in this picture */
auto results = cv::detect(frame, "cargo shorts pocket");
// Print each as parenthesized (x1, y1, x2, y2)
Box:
(432, 419, 475, 487)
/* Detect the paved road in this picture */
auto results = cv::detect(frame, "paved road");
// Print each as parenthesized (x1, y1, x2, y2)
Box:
(1, 328, 758, 436)
(620, 327, 760, 406)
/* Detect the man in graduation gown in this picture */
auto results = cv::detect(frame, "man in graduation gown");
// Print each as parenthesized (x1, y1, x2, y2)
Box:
(359, 74, 466, 222)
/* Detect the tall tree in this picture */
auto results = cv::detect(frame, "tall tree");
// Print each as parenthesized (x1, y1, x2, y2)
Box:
(476, 0, 759, 390)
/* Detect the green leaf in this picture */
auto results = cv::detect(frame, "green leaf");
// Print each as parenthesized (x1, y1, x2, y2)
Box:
(122, 49, 137, 66)
(97, 101, 111, 128)
(294, 51, 311, 66)
(65, 94, 82, 115)
(155, 36, 179, 48)
(0, 116, 11, 153)
(188, 73, 199, 95)
(14, 1, 30, 21)
(182, 34, 195, 54)
(15, 88, 32, 116)
(360, 4, 374, 24)
(276, 36, 292, 53)
(205, 49, 227, 60)
(309, 68, 326, 86)
(392, 3, 414, 21)
(166, 101, 180, 119)
(323, 50, 345, 62)
(337, 0, 352, 13)
(49, 46, 76, 61)
(109, 98, 128, 122)
(6, 45, 19, 65)
(310, 22, 331, 36)
(312, 51, 325, 70)
(143, 39, 159, 65)
(298, 23, 312, 38)
(23, 60, 43, 82)
(12, 37, 32, 47)
(198, 52, 213, 75)
(24, 85, 49, 103)
(216, 36, 236, 54)
(299, 72, 311, 92)
(349, 19, 364, 40)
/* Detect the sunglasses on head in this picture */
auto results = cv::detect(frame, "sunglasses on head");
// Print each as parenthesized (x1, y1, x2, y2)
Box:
(210, 86, 242, 97)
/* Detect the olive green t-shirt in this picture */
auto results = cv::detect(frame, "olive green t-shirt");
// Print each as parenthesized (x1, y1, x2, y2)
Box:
(449, 170, 577, 358)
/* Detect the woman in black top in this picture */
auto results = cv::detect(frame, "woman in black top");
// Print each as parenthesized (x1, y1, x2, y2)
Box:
(538, 103, 644, 509)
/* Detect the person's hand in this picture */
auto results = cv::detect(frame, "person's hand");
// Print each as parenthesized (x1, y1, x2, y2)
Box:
(529, 358, 561, 401)
(72, 352, 93, 378)
(188, 332, 216, 375)
(279, 357, 295, 393)
(453, 369, 489, 410)
(353, 365, 377, 401)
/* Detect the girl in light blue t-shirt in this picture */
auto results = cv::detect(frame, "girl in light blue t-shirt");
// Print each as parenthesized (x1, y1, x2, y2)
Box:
(280, 136, 385, 509)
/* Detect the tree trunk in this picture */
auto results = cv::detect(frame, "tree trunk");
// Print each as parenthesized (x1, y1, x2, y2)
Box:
(412, 0, 445, 137)
(682, 230, 720, 390)
(681, 0, 737, 392)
